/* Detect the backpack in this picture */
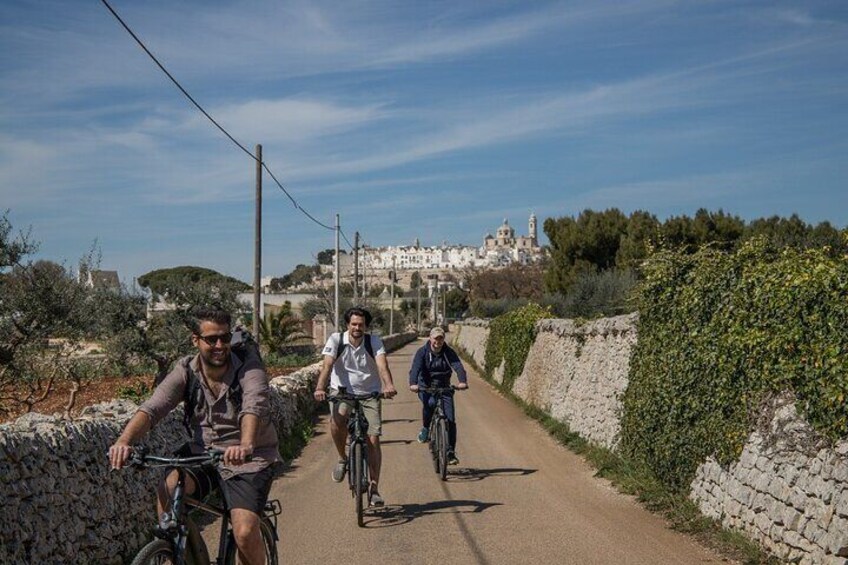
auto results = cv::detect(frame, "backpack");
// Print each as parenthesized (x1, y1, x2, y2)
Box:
(171, 327, 262, 436)
(332, 332, 375, 361)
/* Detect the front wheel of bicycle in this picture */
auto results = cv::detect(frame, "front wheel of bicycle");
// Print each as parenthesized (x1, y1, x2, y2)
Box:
(436, 417, 449, 481)
(130, 539, 175, 565)
(222, 517, 278, 565)
(353, 441, 366, 527)
(429, 421, 440, 473)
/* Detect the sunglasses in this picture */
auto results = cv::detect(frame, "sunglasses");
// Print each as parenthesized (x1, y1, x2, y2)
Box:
(196, 333, 233, 346)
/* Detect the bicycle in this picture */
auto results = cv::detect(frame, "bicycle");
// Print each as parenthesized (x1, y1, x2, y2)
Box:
(125, 447, 281, 565)
(329, 388, 380, 527)
(419, 385, 461, 481)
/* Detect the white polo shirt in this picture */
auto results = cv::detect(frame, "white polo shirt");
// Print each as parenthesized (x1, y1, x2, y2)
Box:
(322, 332, 386, 395)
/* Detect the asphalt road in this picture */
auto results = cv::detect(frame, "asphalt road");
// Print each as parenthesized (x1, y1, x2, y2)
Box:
(267, 338, 725, 564)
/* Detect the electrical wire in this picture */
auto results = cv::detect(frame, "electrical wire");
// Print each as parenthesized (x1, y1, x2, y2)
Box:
(101, 0, 337, 233)
(339, 228, 355, 251)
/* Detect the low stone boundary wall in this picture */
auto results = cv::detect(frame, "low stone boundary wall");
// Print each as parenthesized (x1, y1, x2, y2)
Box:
(450, 317, 847, 562)
(513, 314, 637, 450)
(448, 319, 489, 370)
(691, 394, 848, 564)
(0, 331, 416, 565)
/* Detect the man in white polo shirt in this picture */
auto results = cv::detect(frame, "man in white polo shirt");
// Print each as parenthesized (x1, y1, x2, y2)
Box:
(314, 306, 397, 506)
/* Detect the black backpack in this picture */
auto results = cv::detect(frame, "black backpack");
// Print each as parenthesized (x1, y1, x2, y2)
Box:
(332, 332, 375, 361)
(173, 328, 262, 435)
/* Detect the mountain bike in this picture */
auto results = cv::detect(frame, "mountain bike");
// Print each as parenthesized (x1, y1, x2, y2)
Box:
(329, 389, 380, 527)
(420, 385, 460, 481)
(126, 447, 281, 565)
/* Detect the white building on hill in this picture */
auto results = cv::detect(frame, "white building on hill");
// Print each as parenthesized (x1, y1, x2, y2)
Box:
(356, 213, 542, 273)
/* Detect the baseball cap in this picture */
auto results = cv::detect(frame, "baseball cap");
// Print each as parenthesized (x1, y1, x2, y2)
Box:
(429, 326, 445, 338)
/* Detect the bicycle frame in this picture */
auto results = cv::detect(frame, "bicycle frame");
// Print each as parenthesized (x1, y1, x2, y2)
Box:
(128, 450, 281, 565)
(420, 386, 459, 480)
(330, 389, 380, 526)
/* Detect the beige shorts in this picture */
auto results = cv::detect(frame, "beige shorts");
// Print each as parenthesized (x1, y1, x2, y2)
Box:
(332, 396, 382, 437)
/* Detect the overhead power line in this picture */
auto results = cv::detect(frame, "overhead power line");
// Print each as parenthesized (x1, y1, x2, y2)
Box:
(100, 0, 336, 233)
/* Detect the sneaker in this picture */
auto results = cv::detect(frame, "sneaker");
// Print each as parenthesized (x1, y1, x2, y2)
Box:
(331, 459, 348, 482)
(369, 486, 384, 507)
(417, 427, 429, 443)
(447, 451, 459, 466)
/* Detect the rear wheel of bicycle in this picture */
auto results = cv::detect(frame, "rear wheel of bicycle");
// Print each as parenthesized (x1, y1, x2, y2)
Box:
(437, 417, 449, 481)
(130, 539, 175, 565)
(222, 517, 278, 565)
(353, 441, 366, 527)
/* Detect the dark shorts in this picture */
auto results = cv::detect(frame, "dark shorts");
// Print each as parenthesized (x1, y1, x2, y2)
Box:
(182, 465, 273, 515)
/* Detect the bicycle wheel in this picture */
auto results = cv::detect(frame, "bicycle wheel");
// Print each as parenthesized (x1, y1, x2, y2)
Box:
(429, 421, 440, 473)
(437, 417, 449, 481)
(130, 539, 175, 565)
(223, 518, 278, 565)
(353, 441, 366, 527)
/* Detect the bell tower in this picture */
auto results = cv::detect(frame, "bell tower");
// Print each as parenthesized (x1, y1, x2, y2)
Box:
(529, 212, 537, 244)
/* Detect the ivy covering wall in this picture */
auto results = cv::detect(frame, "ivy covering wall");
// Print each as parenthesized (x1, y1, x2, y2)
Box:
(620, 239, 848, 492)
(483, 303, 550, 390)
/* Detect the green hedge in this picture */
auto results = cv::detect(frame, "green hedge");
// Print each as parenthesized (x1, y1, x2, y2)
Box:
(484, 303, 551, 390)
(620, 239, 848, 492)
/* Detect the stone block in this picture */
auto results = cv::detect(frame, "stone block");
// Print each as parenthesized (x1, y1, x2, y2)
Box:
(784, 507, 803, 532)
(836, 490, 848, 518)
(832, 462, 848, 484)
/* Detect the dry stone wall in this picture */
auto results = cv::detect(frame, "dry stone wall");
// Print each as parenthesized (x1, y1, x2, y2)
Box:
(0, 331, 416, 565)
(691, 393, 848, 564)
(513, 314, 637, 450)
(447, 319, 489, 371)
(451, 318, 847, 563)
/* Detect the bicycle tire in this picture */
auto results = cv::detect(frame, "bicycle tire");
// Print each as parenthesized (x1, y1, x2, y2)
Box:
(429, 421, 440, 473)
(353, 441, 365, 527)
(437, 417, 449, 481)
(222, 517, 278, 565)
(130, 539, 175, 565)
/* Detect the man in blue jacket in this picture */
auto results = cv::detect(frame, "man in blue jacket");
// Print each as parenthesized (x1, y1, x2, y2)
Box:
(408, 326, 468, 465)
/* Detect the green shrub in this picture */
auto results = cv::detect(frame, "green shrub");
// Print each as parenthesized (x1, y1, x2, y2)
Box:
(621, 238, 848, 492)
(264, 352, 318, 368)
(483, 303, 551, 390)
(117, 381, 153, 404)
(547, 268, 638, 318)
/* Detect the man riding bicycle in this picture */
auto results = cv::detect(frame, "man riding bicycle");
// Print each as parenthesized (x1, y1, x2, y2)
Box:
(313, 306, 397, 507)
(109, 306, 279, 565)
(408, 326, 468, 465)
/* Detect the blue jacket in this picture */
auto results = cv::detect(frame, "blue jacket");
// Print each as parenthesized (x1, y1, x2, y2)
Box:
(408, 342, 468, 387)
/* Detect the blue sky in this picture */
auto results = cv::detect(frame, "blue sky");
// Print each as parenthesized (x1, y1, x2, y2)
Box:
(1, 1, 846, 284)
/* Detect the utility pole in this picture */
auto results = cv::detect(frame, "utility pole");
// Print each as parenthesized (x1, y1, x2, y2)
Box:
(334, 213, 340, 332)
(253, 144, 262, 343)
(416, 283, 421, 335)
(353, 231, 359, 303)
(389, 257, 395, 335)
(431, 278, 439, 325)
(442, 287, 447, 326)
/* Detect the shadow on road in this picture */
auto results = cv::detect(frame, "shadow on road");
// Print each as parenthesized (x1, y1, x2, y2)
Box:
(382, 418, 416, 424)
(447, 467, 537, 482)
(380, 439, 415, 446)
(363, 499, 503, 527)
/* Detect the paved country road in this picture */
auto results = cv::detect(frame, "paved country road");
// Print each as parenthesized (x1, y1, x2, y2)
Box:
(270, 339, 726, 565)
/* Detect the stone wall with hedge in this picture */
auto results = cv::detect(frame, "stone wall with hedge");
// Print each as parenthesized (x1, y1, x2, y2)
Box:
(691, 393, 848, 564)
(450, 314, 848, 563)
(0, 331, 416, 565)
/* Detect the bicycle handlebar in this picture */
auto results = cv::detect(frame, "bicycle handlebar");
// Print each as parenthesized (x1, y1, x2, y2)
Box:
(328, 390, 382, 402)
(417, 385, 463, 394)
(127, 447, 226, 468)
